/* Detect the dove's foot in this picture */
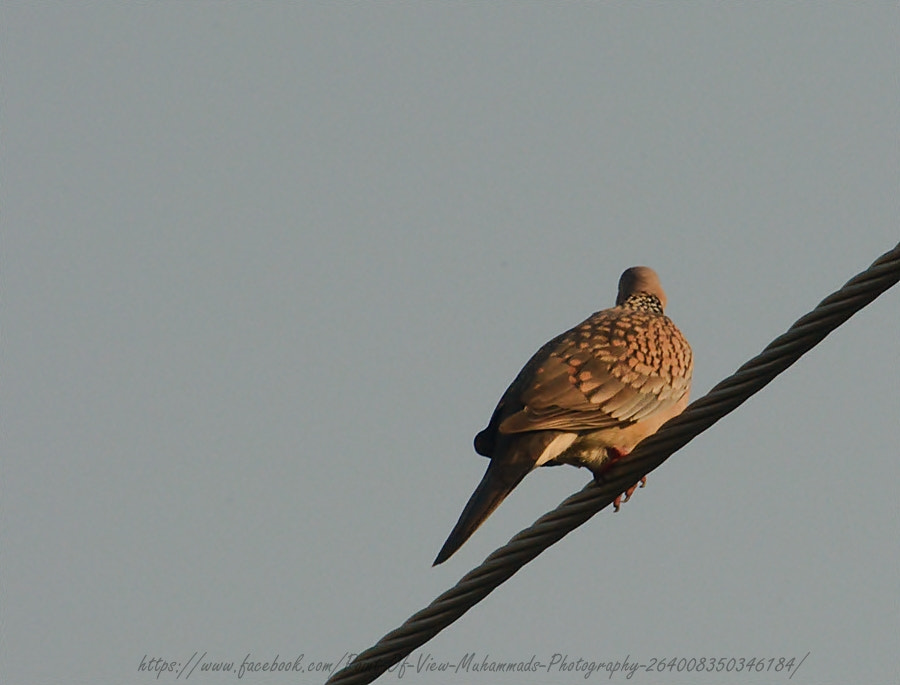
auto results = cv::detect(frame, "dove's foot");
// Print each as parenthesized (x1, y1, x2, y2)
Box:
(613, 476, 647, 510)
(599, 448, 648, 512)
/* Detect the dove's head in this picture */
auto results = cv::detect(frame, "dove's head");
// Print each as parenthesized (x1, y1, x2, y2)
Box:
(616, 266, 667, 309)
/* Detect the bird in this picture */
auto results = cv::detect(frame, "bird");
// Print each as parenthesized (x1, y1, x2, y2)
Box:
(433, 266, 693, 565)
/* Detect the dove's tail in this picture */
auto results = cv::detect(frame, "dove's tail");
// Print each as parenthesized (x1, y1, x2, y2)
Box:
(433, 458, 533, 566)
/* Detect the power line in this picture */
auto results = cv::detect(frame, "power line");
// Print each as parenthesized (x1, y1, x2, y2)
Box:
(325, 243, 900, 685)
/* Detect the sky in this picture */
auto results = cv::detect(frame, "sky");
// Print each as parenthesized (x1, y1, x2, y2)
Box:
(2, 4, 898, 685)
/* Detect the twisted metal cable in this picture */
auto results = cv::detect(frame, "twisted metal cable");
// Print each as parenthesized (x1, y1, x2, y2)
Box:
(326, 243, 900, 685)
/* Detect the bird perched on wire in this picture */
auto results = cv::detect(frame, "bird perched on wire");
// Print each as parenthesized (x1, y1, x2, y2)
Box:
(434, 266, 693, 565)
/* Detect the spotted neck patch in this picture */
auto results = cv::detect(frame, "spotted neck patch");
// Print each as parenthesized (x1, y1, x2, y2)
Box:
(622, 292, 664, 314)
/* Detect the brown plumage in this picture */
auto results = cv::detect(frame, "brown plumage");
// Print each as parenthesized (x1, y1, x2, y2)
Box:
(434, 266, 693, 565)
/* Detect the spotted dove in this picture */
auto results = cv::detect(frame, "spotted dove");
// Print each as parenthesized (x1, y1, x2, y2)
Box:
(434, 266, 693, 565)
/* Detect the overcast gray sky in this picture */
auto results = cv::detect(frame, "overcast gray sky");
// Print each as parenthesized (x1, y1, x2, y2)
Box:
(3, 4, 898, 685)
